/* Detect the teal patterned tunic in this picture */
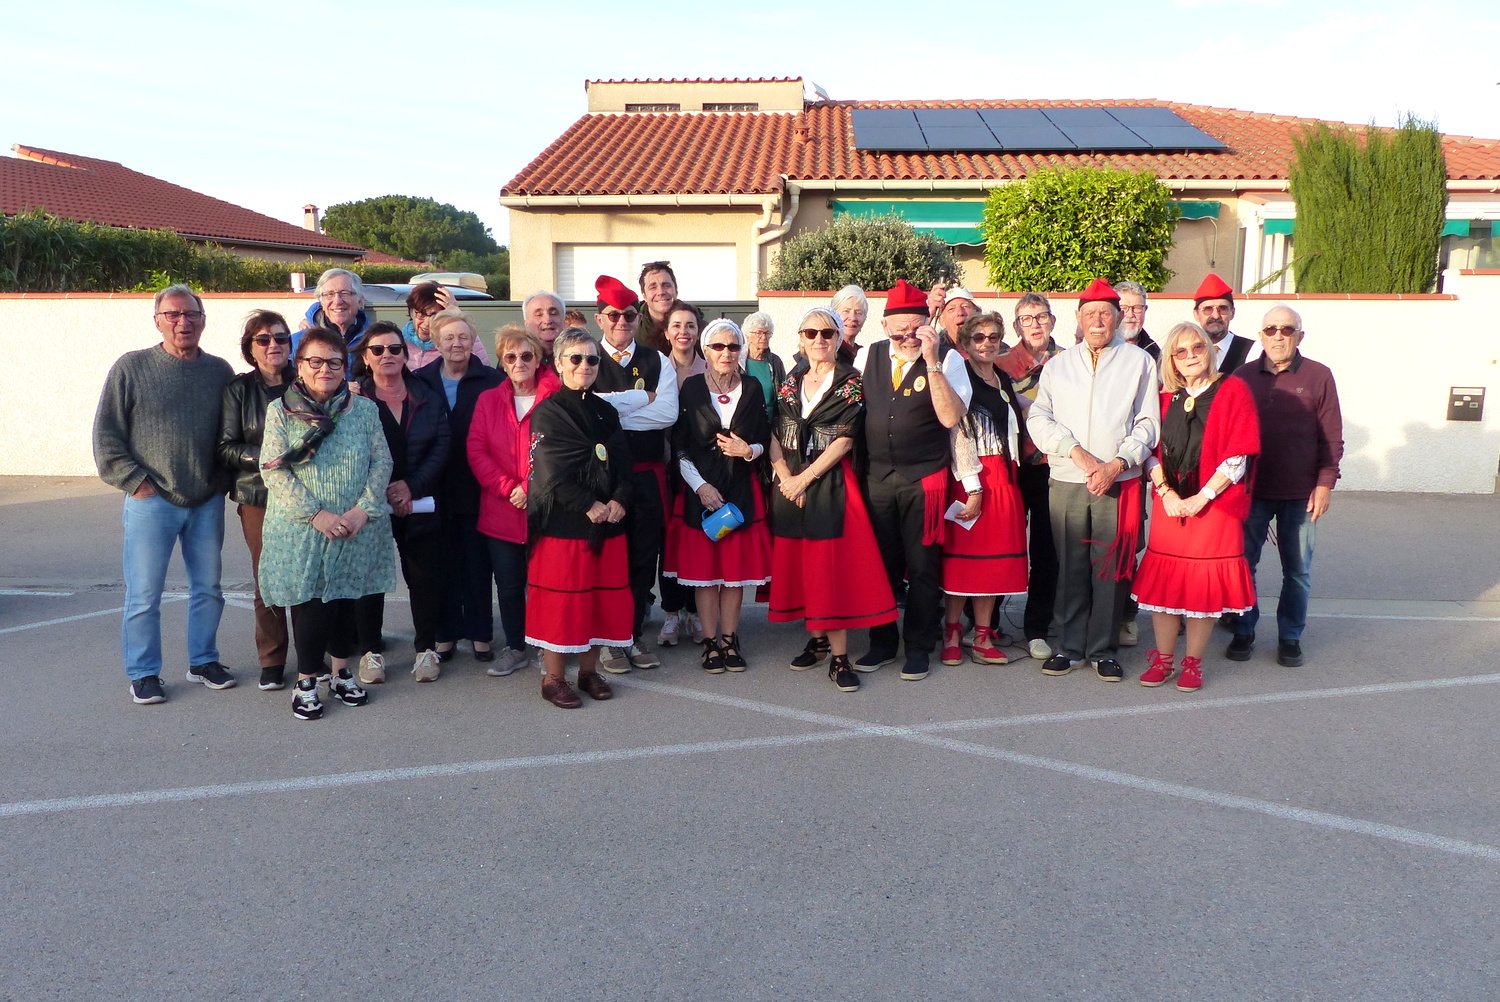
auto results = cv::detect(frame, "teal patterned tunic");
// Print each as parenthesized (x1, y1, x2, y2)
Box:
(259, 394, 396, 606)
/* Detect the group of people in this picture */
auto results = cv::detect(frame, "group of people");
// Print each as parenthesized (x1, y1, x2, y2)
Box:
(94, 263, 1343, 716)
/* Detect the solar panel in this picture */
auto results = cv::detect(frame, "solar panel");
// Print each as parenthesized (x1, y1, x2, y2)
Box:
(854, 126, 928, 150)
(1055, 125, 1156, 150)
(1042, 108, 1119, 128)
(921, 127, 1003, 150)
(977, 109, 1054, 128)
(852, 106, 1225, 153)
(1108, 106, 1191, 128)
(1128, 126, 1227, 150)
(989, 126, 1076, 150)
(851, 108, 920, 129)
(914, 109, 986, 128)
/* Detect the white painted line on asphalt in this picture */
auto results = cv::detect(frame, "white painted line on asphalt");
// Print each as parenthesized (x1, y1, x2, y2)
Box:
(0, 589, 73, 596)
(1307, 613, 1500, 622)
(0, 596, 186, 635)
(903, 731, 1500, 862)
(0, 729, 870, 820)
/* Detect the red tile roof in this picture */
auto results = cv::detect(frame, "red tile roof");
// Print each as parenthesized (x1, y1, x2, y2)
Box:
(2, 145, 364, 255)
(504, 99, 1500, 197)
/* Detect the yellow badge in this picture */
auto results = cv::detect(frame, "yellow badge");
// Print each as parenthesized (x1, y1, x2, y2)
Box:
(903, 389, 911, 396)
(634, 378, 646, 390)
(595, 443, 608, 462)
(913, 375, 927, 393)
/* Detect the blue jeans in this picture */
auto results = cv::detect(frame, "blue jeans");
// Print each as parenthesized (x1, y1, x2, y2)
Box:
(121, 493, 225, 679)
(1238, 497, 1316, 642)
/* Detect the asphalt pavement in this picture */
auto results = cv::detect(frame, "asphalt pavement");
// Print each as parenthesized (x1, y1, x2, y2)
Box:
(3, 476, 1499, 1002)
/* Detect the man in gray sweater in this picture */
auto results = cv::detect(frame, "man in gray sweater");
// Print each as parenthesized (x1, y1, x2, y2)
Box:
(94, 285, 237, 704)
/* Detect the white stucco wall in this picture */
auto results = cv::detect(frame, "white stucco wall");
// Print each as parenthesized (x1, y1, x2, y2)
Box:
(4, 278, 1499, 493)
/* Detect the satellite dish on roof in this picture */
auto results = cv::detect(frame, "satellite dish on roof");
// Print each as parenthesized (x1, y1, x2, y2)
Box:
(806, 80, 831, 102)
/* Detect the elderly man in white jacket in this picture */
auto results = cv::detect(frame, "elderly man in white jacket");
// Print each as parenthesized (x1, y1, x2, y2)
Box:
(1025, 278, 1159, 682)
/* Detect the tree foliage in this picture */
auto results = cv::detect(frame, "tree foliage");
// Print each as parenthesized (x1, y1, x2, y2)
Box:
(441, 248, 511, 300)
(762, 213, 958, 291)
(981, 168, 1178, 292)
(323, 195, 500, 262)
(1289, 116, 1447, 293)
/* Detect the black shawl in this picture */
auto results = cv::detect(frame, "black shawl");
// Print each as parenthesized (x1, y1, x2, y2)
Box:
(771, 362, 864, 541)
(674, 373, 770, 527)
(527, 388, 633, 547)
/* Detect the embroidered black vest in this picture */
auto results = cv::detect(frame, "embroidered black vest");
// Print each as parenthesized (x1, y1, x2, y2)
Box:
(862, 340, 953, 481)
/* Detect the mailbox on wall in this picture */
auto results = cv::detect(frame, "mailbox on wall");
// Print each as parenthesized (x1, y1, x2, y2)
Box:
(1447, 387, 1485, 422)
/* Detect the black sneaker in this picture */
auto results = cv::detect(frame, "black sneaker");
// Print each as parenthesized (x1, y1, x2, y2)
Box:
(330, 670, 368, 706)
(829, 655, 859, 692)
(292, 678, 324, 720)
(130, 675, 166, 704)
(1041, 655, 1075, 677)
(1277, 639, 1305, 667)
(187, 661, 236, 689)
(258, 666, 286, 690)
(1095, 658, 1124, 682)
(1226, 634, 1255, 661)
(854, 649, 897, 673)
(899, 654, 930, 681)
(789, 636, 831, 670)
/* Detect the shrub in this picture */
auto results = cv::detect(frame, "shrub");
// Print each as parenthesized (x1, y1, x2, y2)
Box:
(981, 168, 1178, 292)
(762, 213, 958, 292)
(1289, 116, 1447, 293)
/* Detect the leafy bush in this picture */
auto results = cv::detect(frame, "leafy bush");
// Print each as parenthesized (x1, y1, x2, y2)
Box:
(1289, 116, 1447, 293)
(440, 248, 511, 299)
(762, 213, 958, 291)
(981, 168, 1179, 292)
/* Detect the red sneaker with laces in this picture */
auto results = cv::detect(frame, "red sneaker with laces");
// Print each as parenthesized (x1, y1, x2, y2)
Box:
(1176, 655, 1203, 692)
(970, 626, 1008, 664)
(1139, 649, 1176, 687)
(940, 622, 964, 666)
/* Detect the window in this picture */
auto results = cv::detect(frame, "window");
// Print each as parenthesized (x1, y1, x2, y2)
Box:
(702, 102, 758, 112)
(555, 244, 738, 301)
(625, 103, 680, 112)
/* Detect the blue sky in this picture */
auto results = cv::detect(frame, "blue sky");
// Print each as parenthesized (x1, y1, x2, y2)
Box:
(4, 0, 1496, 246)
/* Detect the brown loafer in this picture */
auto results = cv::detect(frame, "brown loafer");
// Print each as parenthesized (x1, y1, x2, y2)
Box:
(576, 671, 613, 701)
(541, 677, 581, 709)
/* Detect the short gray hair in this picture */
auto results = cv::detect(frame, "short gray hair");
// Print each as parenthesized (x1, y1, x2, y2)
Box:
(1115, 280, 1148, 301)
(741, 311, 774, 335)
(1014, 292, 1052, 315)
(1262, 303, 1304, 329)
(315, 268, 364, 303)
(154, 283, 202, 312)
(830, 285, 869, 315)
(523, 290, 565, 314)
(553, 328, 598, 360)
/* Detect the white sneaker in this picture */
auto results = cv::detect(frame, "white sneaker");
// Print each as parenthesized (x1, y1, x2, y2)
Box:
(686, 613, 706, 644)
(657, 612, 682, 647)
(1028, 638, 1054, 661)
(357, 652, 385, 685)
(412, 649, 441, 682)
(1119, 620, 1139, 647)
(600, 647, 633, 674)
(486, 647, 528, 677)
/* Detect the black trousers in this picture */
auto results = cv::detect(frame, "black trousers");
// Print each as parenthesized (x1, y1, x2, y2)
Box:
(1017, 463, 1060, 641)
(437, 515, 494, 645)
(624, 466, 667, 640)
(864, 471, 943, 657)
(291, 597, 381, 677)
(486, 536, 527, 651)
(354, 522, 445, 654)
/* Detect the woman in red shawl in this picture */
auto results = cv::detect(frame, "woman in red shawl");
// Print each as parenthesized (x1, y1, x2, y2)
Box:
(1131, 322, 1260, 693)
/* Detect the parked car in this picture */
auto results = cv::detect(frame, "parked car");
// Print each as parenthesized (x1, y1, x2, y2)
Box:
(325, 283, 496, 305)
(411, 271, 488, 293)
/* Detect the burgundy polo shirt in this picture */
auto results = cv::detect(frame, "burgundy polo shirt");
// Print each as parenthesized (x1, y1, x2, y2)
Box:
(1234, 351, 1344, 500)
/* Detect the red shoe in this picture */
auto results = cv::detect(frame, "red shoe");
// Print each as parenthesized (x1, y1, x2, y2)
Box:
(969, 626, 1008, 664)
(1139, 649, 1175, 687)
(1175, 656, 1203, 692)
(940, 622, 963, 666)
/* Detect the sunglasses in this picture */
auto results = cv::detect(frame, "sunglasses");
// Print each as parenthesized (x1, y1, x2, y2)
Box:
(705, 342, 741, 353)
(252, 333, 291, 346)
(968, 332, 1004, 344)
(503, 351, 536, 364)
(601, 310, 640, 324)
(1261, 325, 1300, 338)
(365, 343, 405, 356)
(1171, 344, 1209, 359)
(799, 328, 838, 340)
(563, 353, 601, 367)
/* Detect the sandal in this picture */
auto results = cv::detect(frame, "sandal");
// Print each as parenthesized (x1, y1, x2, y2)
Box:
(719, 633, 747, 672)
(701, 637, 726, 674)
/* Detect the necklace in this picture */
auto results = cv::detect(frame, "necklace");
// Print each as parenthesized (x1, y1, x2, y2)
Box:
(707, 369, 738, 405)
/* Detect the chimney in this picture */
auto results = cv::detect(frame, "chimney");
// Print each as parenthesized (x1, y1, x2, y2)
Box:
(793, 113, 809, 144)
(302, 204, 321, 233)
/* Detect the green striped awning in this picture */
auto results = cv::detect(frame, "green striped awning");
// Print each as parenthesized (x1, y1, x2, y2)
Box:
(1442, 220, 1471, 237)
(1173, 200, 1221, 220)
(1263, 219, 1295, 236)
(830, 199, 985, 246)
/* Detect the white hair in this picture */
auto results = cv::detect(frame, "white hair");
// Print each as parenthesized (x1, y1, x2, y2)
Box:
(829, 285, 868, 315)
(523, 290, 565, 314)
(315, 268, 364, 303)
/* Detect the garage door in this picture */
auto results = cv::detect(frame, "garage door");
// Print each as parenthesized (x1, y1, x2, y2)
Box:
(556, 244, 738, 301)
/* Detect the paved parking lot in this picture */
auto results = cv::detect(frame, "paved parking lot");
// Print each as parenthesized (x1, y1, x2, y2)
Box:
(3, 476, 1500, 1001)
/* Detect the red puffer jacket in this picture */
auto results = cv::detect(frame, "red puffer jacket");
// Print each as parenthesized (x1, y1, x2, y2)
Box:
(469, 367, 561, 544)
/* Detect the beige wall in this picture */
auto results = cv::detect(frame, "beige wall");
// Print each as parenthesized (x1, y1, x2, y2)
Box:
(585, 79, 804, 113)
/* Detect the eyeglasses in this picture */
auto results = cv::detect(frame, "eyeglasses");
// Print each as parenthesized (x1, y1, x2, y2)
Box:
(799, 328, 838, 340)
(562, 353, 601, 367)
(1120, 305, 1147, 315)
(157, 310, 205, 323)
(411, 308, 441, 320)
(502, 351, 536, 364)
(705, 342, 741, 353)
(1015, 314, 1053, 327)
(299, 356, 346, 371)
(252, 333, 291, 346)
(320, 290, 359, 301)
(1171, 344, 1209, 359)
(1261, 325, 1300, 338)
(601, 310, 640, 324)
(968, 332, 1004, 344)
(365, 343, 405, 356)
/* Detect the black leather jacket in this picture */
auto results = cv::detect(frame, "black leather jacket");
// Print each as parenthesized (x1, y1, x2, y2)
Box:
(217, 366, 295, 507)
